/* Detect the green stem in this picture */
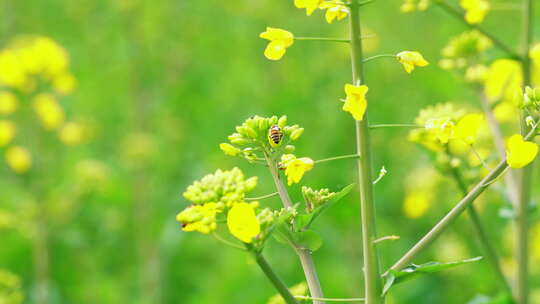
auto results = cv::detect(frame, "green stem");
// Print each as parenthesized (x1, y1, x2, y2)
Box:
(387, 123, 540, 274)
(349, 1, 383, 303)
(436, 1, 521, 60)
(369, 124, 419, 129)
(315, 154, 360, 164)
(264, 152, 326, 304)
(245, 192, 279, 201)
(362, 54, 395, 63)
(517, 0, 534, 302)
(296, 296, 365, 302)
(449, 167, 512, 296)
(254, 252, 299, 304)
(295, 37, 351, 43)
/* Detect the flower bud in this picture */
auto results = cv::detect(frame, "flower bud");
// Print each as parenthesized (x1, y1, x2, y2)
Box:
(278, 115, 287, 128)
(290, 128, 304, 140)
(284, 145, 295, 153)
(220, 143, 241, 156)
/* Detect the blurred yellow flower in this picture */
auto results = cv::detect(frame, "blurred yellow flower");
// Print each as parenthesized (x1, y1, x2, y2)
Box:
(294, 0, 323, 16)
(259, 28, 294, 61)
(484, 59, 522, 102)
(0, 91, 18, 115)
(425, 117, 455, 144)
(177, 203, 222, 234)
(5, 146, 32, 174)
(493, 102, 518, 123)
(59, 122, 85, 146)
(52, 72, 77, 95)
(400, 0, 430, 12)
(33, 93, 65, 130)
(403, 190, 431, 218)
(460, 0, 489, 24)
(319, 1, 349, 24)
(342, 83, 368, 121)
(454, 113, 483, 145)
(397, 51, 429, 73)
(506, 134, 538, 169)
(0, 120, 15, 147)
(219, 143, 241, 156)
(281, 154, 314, 185)
(227, 202, 260, 243)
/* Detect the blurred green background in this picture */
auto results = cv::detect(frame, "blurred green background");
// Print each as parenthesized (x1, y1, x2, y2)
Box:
(0, 0, 539, 303)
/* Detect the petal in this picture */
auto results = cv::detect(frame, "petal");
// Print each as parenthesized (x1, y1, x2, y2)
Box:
(264, 42, 287, 60)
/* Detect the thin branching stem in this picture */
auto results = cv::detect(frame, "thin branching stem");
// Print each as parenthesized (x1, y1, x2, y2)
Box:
(449, 167, 512, 296)
(253, 252, 299, 304)
(315, 154, 360, 164)
(245, 192, 279, 201)
(362, 54, 395, 63)
(263, 152, 326, 304)
(369, 123, 419, 129)
(295, 37, 351, 43)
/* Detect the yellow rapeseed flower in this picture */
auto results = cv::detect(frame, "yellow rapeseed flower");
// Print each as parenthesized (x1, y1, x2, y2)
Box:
(259, 28, 294, 61)
(294, 0, 323, 16)
(319, 1, 349, 24)
(177, 203, 222, 234)
(484, 59, 522, 102)
(460, 0, 489, 24)
(281, 154, 314, 185)
(342, 83, 368, 121)
(5, 146, 32, 174)
(227, 202, 260, 243)
(59, 122, 85, 146)
(397, 51, 429, 74)
(0, 120, 15, 146)
(0, 91, 18, 115)
(454, 113, 483, 145)
(506, 134, 538, 169)
(424, 117, 455, 144)
(33, 93, 65, 130)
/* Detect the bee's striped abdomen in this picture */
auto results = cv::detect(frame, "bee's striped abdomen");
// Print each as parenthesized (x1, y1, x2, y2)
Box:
(268, 125, 283, 145)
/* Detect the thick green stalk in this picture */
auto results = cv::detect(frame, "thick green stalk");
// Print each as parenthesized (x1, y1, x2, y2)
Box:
(348, 1, 383, 303)
(516, 0, 534, 302)
(264, 153, 326, 304)
(388, 124, 540, 273)
(450, 168, 512, 296)
(254, 253, 299, 304)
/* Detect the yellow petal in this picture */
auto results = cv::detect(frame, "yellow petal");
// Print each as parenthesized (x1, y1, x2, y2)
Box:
(264, 42, 287, 60)
(343, 84, 368, 121)
(397, 51, 429, 74)
(454, 113, 483, 145)
(506, 134, 538, 169)
(259, 27, 294, 47)
(227, 202, 260, 243)
(284, 157, 314, 185)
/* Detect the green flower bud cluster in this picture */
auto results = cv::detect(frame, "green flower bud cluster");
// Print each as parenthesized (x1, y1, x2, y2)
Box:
(0, 269, 24, 304)
(302, 186, 337, 211)
(183, 167, 258, 206)
(254, 206, 297, 246)
(523, 86, 540, 111)
(439, 30, 492, 70)
(220, 115, 304, 162)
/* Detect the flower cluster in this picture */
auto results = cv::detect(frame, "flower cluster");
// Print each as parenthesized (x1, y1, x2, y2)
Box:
(439, 31, 492, 72)
(221, 115, 303, 160)
(0, 36, 85, 174)
(301, 186, 337, 210)
(522, 86, 540, 112)
(178, 167, 297, 246)
(294, 0, 350, 24)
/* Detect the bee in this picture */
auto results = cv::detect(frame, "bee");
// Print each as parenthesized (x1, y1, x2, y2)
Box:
(268, 125, 283, 146)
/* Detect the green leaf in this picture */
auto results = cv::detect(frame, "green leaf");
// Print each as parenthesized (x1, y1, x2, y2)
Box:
(382, 256, 483, 295)
(293, 230, 323, 252)
(297, 184, 354, 230)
